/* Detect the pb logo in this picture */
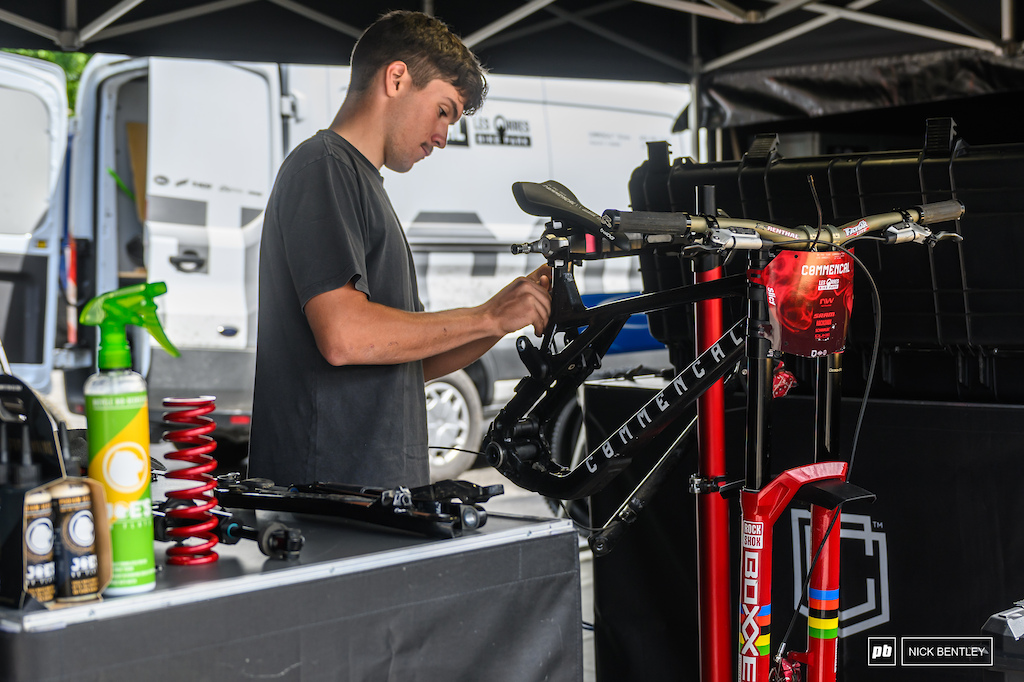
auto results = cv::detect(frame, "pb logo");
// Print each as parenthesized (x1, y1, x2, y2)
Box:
(868, 637, 897, 666)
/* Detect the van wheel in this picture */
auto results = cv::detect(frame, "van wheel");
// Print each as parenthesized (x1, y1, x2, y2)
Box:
(545, 397, 594, 527)
(425, 369, 483, 481)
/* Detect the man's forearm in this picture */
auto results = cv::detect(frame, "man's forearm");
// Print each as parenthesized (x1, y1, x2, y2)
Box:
(305, 273, 550, 369)
(308, 290, 499, 367)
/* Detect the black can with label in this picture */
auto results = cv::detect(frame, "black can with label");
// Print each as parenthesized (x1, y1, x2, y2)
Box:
(23, 488, 56, 604)
(51, 481, 99, 602)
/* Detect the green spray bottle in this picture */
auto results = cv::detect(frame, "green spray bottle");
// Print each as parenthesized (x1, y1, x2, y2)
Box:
(79, 282, 179, 595)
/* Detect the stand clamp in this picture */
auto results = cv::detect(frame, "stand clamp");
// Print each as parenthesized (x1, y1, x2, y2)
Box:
(689, 474, 744, 497)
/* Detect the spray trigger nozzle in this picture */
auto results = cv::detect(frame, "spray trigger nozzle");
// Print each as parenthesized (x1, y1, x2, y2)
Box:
(79, 282, 179, 371)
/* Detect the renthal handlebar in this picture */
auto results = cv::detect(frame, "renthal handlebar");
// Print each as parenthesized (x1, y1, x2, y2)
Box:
(511, 180, 964, 255)
(605, 199, 965, 250)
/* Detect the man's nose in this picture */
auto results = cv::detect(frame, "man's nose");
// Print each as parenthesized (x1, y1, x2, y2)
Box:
(434, 123, 449, 149)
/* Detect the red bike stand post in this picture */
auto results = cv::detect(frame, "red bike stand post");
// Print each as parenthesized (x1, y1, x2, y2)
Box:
(694, 258, 732, 682)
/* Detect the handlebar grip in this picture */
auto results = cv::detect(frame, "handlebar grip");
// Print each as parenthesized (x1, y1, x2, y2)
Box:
(915, 200, 964, 225)
(604, 209, 689, 235)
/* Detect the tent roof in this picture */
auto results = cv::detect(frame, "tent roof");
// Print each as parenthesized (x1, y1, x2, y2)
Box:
(1, 0, 1021, 127)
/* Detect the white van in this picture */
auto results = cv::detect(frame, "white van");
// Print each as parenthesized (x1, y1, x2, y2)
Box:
(0, 51, 689, 478)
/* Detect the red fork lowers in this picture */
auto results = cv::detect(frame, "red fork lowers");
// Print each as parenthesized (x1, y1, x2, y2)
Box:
(739, 462, 848, 682)
(695, 264, 732, 682)
(805, 505, 841, 682)
(162, 396, 219, 565)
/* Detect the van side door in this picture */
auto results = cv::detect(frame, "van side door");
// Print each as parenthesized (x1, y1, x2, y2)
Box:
(0, 52, 67, 391)
(143, 58, 282, 412)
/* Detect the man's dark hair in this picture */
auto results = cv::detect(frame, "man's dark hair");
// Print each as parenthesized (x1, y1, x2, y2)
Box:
(349, 10, 487, 115)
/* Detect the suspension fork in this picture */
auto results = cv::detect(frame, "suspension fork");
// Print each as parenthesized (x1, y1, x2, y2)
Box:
(738, 252, 849, 682)
(738, 463, 850, 682)
(738, 264, 870, 682)
(738, 248, 777, 682)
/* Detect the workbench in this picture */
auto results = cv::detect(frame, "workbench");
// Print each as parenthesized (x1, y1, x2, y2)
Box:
(0, 511, 582, 681)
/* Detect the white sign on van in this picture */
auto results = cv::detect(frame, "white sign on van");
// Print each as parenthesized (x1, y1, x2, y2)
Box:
(473, 114, 532, 147)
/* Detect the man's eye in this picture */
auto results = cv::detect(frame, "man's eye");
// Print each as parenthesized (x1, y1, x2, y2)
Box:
(439, 108, 447, 118)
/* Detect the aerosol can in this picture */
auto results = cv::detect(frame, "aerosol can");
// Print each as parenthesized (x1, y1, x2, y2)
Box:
(79, 282, 179, 595)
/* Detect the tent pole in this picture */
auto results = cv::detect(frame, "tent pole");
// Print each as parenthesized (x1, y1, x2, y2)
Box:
(79, 0, 145, 43)
(63, 0, 77, 33)
(0, 8, 61, 43)
(546, 4, 692, 74)
(463, 0, 559, 47)
(94, 1, 262, 42)
(1003, 0, 1016, 43)
(688, 15, 701, 160)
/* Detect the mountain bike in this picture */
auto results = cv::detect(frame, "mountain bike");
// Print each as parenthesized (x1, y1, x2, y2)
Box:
(483, 179, 963, 682)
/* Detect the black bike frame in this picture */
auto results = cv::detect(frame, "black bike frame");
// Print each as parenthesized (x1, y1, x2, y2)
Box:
(485, 270, 748, 500)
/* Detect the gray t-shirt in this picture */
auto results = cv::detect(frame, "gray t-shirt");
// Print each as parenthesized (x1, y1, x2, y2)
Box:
(248, 130, 428, 488)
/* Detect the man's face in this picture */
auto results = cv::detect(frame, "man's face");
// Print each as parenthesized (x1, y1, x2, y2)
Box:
(383, 77, 465, 174)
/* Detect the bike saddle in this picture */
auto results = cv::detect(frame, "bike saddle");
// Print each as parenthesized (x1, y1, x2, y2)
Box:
(512, 180, 603, 228)
(512, 180, 628, 249)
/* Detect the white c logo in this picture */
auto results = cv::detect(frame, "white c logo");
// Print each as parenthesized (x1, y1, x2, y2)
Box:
(102, 442, 149, 494)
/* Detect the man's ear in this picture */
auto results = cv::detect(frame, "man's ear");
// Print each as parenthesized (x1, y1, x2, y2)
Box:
(383, 61, 409, 98)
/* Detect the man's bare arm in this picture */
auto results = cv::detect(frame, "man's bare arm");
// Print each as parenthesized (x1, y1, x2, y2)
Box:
(305, 268, 550, 368)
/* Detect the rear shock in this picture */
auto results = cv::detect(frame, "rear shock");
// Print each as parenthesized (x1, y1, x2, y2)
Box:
(161, 396, 219, 565)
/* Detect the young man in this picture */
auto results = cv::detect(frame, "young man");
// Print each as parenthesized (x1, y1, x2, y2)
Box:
(248, 11, 551, 488)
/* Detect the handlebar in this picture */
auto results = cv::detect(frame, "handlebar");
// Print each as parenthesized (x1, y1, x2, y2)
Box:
(510, 180, 964, 257)
(916, 199, 965, 225)
(606, 200, 965, 250)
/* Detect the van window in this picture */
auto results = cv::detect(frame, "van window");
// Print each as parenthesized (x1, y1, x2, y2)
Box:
(0, 86, 52, 235)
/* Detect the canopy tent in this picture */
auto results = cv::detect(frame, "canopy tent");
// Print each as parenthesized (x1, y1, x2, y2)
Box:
(0, 1, 1021, 131)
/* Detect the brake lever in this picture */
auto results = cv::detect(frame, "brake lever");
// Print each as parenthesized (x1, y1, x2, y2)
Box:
(884, 222, 931, 245)
(682, 243, 723, 258)
(927, 231, 964, 245)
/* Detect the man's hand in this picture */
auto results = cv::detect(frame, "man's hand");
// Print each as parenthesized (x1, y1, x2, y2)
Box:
(482, 264, 552, 337)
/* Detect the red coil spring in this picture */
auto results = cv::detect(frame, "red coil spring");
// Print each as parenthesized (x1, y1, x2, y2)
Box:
(162, 396, 219, 565)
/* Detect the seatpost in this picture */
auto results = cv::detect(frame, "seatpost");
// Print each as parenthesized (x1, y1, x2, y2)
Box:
(745, 250, 773, 490)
